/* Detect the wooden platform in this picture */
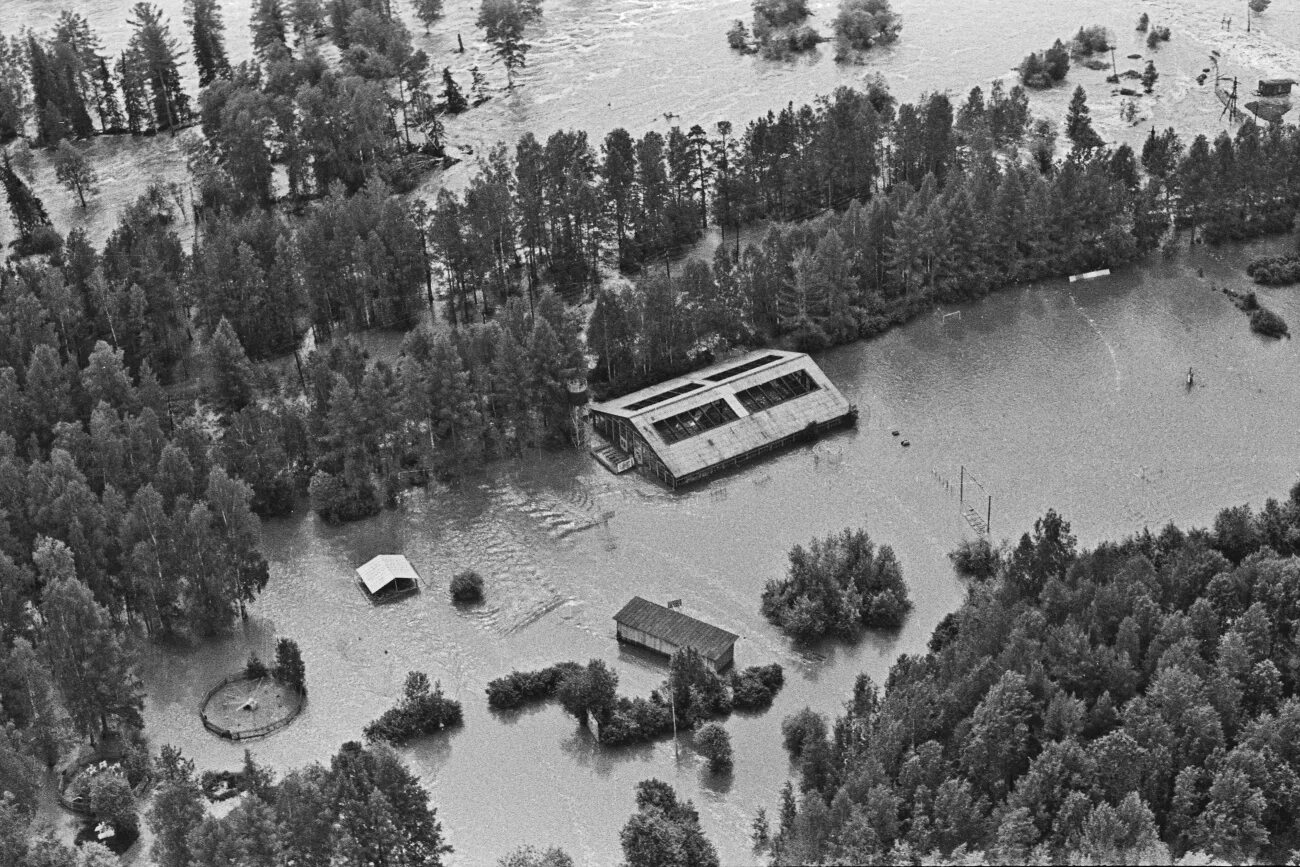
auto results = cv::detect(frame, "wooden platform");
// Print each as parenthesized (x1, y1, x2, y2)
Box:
(591, 443, 634, 474)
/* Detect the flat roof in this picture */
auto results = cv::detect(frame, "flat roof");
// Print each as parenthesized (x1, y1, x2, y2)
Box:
(613, 597, 738, 661)
(356, 555, 420, 594)
(590, 351, 852, 479)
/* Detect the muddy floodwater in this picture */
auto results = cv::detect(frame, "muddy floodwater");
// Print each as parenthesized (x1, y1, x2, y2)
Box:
(136, 237, 1300, 865)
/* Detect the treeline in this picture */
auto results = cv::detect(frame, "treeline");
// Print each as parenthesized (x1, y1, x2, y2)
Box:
(759, 482, 1300, 864)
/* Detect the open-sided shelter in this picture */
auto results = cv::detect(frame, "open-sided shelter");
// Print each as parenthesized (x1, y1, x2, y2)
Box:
(356, 555, 421, 603)
(589, 350, 855, 488)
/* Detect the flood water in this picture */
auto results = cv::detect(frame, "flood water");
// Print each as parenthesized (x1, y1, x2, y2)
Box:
(8, 0, 1300, 863)
(133, 235, 1300, 866)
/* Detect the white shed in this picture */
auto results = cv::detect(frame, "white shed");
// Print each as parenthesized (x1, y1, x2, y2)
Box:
(356, 555, 421, 603)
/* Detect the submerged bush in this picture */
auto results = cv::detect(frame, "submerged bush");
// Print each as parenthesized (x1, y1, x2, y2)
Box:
(832, 0, 900, 60)
(694, 722, 733, 772)
(1250, 307, 1289, 338)
(1019, 39, 1070, 88)
(761, 527, 911, 640)
(730, 663, 786, 710)
(1247, 255, 1300, 286)
(363, 671, 463, 745)
(486, 662, 583, 710)
(450, 569, 485, 602)
(949, 537, 1001, 581)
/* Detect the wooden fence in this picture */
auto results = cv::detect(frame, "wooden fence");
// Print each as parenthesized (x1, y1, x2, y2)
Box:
(200, 673, 306, 742)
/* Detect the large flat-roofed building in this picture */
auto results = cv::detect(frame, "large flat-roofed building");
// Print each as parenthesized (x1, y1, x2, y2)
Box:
(589, 350, 855, 488)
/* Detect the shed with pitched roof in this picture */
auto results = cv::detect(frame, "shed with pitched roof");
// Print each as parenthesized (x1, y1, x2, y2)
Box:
(613, 597, 738, 671)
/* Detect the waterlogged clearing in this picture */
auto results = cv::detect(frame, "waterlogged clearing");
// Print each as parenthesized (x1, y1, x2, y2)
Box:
(5, 0, 1300, 246)
(133, 238, 1300, 865)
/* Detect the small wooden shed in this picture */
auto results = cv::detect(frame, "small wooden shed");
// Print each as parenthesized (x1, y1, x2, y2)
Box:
(356, 555, 421, 603)
(613, 597, 737, 672)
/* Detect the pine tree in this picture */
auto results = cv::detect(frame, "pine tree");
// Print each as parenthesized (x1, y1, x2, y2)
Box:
(1141, 60, 1158, 94)
(288, 0, 326, 42)
(116, 50, 153, 134)
(93, 57, 125, 132)
(1, 152, 52, 244)
(128, 3, 190, 133)
(441, 67, 467, 113)
(207, 317, 255, 413)
(251, 0, 290, 60)
(414, 0, 445, 31)
(1065, 85, 1104, 150)
(185, 0, 232, 87)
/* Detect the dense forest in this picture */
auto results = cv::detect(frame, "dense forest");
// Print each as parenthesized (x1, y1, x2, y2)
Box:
(761, 493, 1300, 864)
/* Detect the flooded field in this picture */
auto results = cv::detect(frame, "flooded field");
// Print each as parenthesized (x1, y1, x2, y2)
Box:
(132, 236, 1300, 865)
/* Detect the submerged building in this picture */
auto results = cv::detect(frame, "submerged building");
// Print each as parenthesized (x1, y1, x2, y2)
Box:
(589, 350, 855, 488)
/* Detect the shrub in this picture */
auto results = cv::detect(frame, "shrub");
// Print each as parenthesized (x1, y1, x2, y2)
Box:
(753, 0, 811, 29)
(730, 664, 786, 710)
(832, 0, 900, 59)
(694, 722, 733, 772)
(949, 537, 1000, 580)
(245, 653, 268, 680)
(1146, 25, 1170, 48)
(486, 662, 583, 710)
(598, 695, 674, 746)
(761, 527, 911, 640)
(1246, 255, 1300, 286)
(450, 569, 485, 602)
(1250, 307, 1289, 338)
(780, 707, 826, 759)
(309, 470, 380, 523)
(199, 768, 246, 801)
(1136, 12, 1149, 31)
(363, 671, 463, 745)
(1019, 39, 1070, 88)
(726, 19, 752, 52)
(1071, 25, 1109, 56)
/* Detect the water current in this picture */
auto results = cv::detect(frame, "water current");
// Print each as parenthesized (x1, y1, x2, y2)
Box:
(5, 0, 1300, 863)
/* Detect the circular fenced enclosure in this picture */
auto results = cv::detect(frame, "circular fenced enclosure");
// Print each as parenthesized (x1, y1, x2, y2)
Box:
(200, 673, 305, 741)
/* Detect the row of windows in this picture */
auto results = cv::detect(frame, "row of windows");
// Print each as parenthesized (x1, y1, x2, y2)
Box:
(734, 369, 820, 414)
(652, 399, 740, 445)
(624, 380, 704, 411)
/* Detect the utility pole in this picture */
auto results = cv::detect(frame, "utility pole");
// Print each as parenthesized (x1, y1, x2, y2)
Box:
(987, 495, 992, 536)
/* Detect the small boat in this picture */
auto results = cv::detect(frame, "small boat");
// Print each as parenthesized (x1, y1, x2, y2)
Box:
(1186, 367, 1194, 388)
(901, 440, 911, 448)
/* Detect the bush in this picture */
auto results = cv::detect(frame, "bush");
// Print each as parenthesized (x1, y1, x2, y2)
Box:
(363, 672, 463, 745)
(309, 470, 380, 523)
(1250, 307, 1289, 338)
(13, 225, 64, 259)
(199, 768, 246, 801)
(832, 0, 900, 59)
(598, 694, 674, 746)
(486, 662, 583, 710)
(1019, 39, 1070, 88)
(78, 766, 137, 834)
(949, 537, 1000, 581)
(450, 569, 485, 602)
(694, 722, 733, 772)
(1146, 25, 1170, 48)
(1247, 255, 1300, 286)
(245, 653, 268, 680)
(730, 664, 786, 710)
(761, 527, 911, 640)
(780, 707, 826, 759)
(726, 19, 752, 52)
(1071, 25, 1109, 56)
(753, 0, 811, 29)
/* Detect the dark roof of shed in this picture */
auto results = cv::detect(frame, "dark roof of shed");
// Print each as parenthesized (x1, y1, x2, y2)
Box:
(613, 597, 738, 661)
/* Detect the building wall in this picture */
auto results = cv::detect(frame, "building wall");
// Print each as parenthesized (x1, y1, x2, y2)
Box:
(616, 622, 733, 671)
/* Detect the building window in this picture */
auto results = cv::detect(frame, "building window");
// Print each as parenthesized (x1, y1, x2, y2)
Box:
(734, 369, 820, 414)
(652, 399, 740, 444)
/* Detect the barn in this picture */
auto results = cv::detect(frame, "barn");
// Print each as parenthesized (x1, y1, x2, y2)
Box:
(613, 597, 738, 672)
(588, 350, 856, 488)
